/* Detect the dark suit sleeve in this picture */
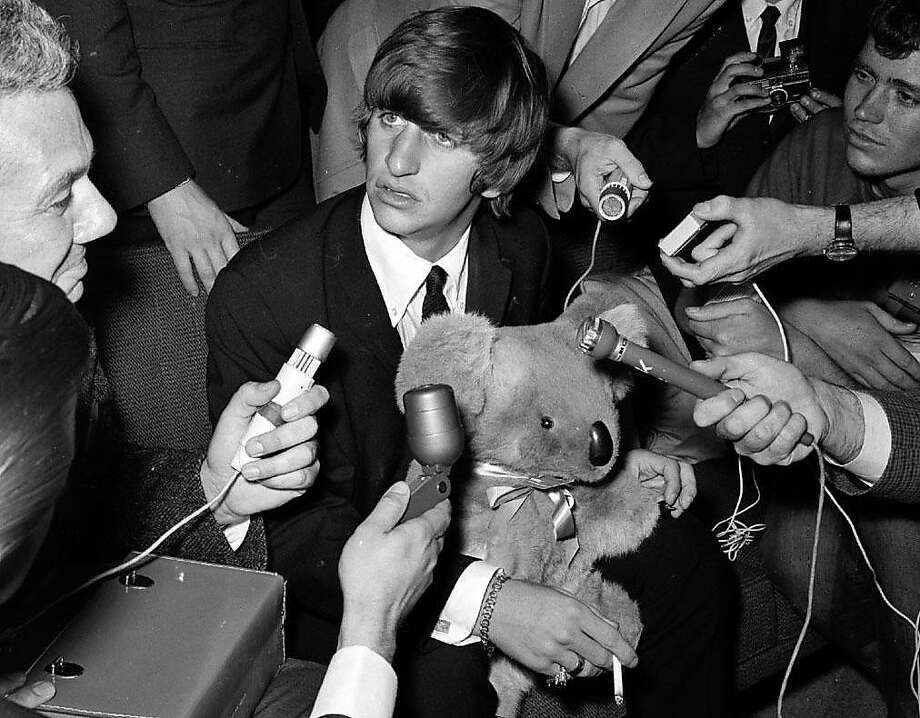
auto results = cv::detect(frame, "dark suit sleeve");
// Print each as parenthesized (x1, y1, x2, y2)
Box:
(112, 445, 269, 568)
(76, 341, 267, 569)
(39, 0, 194, 210)
(829, 389, 920, 503)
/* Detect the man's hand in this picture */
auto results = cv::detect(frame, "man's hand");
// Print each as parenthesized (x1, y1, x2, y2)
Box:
(696, 52, 770, 148)
(783, 298, 920, 390)
(338, 483, 451, 663)
(789, 88, 842, 124)
(147, 179, 244, 296)
(683, 296, 784, 358)
(489, 579, 638, 677)
(200, 380, 329, 526)
(621, 449, 696, 517)
(691, 353, 825, 465)
(660, 196, 825, 285)
(551, 125, 653, 218)
(0, 672, 55, 710)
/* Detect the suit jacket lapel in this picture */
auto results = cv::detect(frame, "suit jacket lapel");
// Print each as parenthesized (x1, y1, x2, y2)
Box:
(466, 214, 511, 323)
(555, 0, 686, 121)
(323, 193, 403, 477)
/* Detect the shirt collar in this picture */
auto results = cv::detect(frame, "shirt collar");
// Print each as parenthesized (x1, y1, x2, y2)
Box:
(742, 0, 801, 27)
(361, 194, 470, 328)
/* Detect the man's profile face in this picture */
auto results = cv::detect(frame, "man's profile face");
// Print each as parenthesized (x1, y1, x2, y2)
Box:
(0, 89, 116, 302)
(844, 38, 920, 194)
(364, 109, 497, 259)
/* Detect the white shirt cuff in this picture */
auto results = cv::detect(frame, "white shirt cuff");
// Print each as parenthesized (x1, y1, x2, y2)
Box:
(222, 519, 250, 551)
(430, 561, 499, 645)
(825, 391, 890, 485)
(309, 646, 397, 718)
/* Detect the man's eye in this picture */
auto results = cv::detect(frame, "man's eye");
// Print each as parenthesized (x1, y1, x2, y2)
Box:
(897, 90, 919, 107)
(379, 111, 403, 126)
(853, 69, 872, 83)
(50, 194, 73, 213)
(432, 131, 455, 148)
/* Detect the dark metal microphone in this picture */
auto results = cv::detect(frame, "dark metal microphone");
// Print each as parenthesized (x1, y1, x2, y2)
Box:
(401, 384, 464, 521)
(577, 317, 814, 446)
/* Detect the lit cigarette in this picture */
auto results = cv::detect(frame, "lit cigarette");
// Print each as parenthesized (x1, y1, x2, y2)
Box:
(612, 656, 624, 706)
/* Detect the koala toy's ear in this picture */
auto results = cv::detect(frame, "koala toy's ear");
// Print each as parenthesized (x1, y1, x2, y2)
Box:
(395, 313, 496, 419)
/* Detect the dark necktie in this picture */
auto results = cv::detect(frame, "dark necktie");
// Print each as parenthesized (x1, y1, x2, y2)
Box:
(756, 5, 781, 58)
(421, 265, 450, 320)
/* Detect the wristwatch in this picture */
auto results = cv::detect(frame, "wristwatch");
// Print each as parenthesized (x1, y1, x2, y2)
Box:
(823, 204, 858, 261)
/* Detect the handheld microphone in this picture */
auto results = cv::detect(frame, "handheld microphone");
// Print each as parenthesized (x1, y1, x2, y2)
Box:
(577, 317, 814, 446)
(598, 178, 632, 222)
(231, 323, 337, 473)
(401, 384, 464, 521)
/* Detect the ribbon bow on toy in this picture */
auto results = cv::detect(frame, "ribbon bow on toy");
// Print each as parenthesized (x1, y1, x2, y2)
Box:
(473, 462, 580, 565)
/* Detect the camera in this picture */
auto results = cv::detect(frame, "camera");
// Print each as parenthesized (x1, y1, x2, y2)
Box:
(737, 39, 811, 112)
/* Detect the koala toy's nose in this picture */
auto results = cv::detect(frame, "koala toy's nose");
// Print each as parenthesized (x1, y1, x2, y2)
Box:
(589, 421, 613, 466)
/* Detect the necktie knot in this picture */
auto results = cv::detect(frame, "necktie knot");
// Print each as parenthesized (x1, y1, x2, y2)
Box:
(756, 5, 781, 58)
(760, 5, 780, 24)
(422, 265, 450, 320)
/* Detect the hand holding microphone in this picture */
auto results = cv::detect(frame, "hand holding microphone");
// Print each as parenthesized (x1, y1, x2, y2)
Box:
(231, 324, 336, 472)
(598, 174, 632, 222)
(577, 317, 814, 446)
(401, 384, 465, 522)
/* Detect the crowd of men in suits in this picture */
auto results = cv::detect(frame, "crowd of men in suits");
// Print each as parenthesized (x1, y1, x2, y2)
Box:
(1, 0, 920, 716)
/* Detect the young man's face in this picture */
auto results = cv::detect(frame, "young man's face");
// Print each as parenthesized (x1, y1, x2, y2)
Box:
(844, 39, 920, 194)
(0, 89, 116, 302)
(364, 109, 497, 260)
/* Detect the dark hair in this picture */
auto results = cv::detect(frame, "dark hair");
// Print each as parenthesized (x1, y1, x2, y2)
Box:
(356, 6, 551, 216)
(871, 0, 920, 59)
(0, 262, 89, 589)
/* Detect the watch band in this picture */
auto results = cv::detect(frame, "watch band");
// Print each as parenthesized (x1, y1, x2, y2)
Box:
(824, 204, 858, 261)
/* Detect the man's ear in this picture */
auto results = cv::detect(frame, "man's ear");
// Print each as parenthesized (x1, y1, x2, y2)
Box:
(395, 313, 496, 420)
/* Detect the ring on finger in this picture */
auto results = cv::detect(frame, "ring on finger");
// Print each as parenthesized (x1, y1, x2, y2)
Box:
(546, 663, 571, 689)
(571, 654, 586, 676)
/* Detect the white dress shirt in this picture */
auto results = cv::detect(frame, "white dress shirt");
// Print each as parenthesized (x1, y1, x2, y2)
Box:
(741, 0, 803, 55)
(361, 196, 468, 346)
(362, 195, 500, 645)
(828, 391, 892, 484)
(309, 645, 397, 718)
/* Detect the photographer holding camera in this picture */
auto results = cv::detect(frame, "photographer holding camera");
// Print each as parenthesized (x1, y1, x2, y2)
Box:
(628, 0, 870, 229)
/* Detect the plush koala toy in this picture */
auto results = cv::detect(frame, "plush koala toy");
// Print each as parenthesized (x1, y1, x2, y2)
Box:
(395, 280, 673, 716)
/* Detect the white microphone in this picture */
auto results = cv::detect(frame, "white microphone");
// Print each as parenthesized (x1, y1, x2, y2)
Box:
(231, 323, 336, 472)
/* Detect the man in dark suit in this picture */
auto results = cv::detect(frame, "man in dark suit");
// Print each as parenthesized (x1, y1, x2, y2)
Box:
(38, 0, 326, 296)
(208, 8, 736, 718)
(628, 0, 872, 234)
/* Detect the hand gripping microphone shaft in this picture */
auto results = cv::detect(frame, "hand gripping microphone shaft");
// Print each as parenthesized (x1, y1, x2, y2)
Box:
(577, 317, 813, 446)
(231, 324, 337, 472)
(401, 384, 465, 522)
